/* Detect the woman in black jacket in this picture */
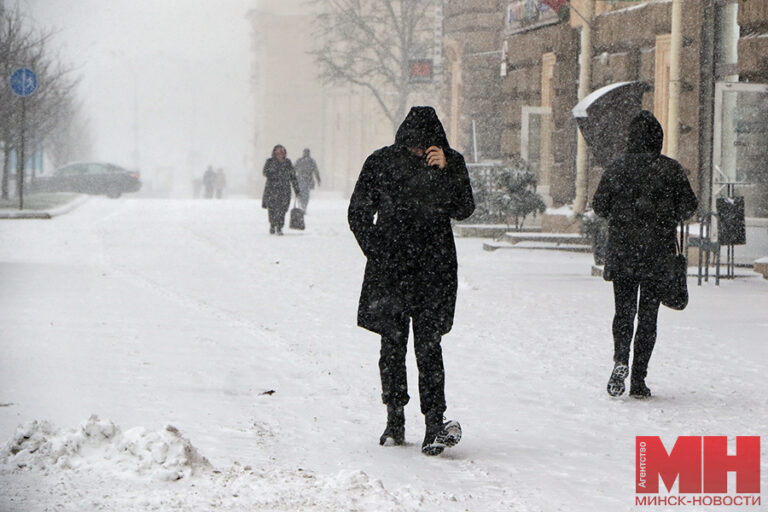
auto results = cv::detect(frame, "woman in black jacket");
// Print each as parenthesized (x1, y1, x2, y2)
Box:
(592, 110, 697, 398)
(262, 144, 300, 235)
(348, 106, 474, 455)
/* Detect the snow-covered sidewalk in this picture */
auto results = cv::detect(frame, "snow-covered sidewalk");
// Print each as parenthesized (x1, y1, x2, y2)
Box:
(1, 197, 766, 511)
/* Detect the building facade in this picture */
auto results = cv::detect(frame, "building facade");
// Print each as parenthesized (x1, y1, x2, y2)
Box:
(443, 0, 768, 262)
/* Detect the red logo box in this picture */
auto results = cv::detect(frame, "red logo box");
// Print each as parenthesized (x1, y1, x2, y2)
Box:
(636, 436, 760, 494)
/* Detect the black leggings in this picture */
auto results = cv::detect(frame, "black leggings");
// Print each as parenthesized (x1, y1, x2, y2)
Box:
(379, 314, 445, 416)
(612, 275, 662, 382)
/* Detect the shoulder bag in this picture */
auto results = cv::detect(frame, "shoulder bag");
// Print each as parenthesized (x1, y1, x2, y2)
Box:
(661, 221, 688, 310)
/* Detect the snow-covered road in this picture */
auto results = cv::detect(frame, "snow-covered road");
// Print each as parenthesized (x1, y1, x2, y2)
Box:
(1, 196, 766, 511)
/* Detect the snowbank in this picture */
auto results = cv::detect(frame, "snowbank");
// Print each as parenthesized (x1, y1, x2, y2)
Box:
(1, 415, 210, 481)
(0, 416, 427, 511)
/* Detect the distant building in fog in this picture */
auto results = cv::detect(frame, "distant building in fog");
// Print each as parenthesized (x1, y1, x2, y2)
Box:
(245, 0, 392, 197)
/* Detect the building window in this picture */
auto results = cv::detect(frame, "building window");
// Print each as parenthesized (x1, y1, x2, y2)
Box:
(713, 82, 768, 218)
(521, 106, 553, 205)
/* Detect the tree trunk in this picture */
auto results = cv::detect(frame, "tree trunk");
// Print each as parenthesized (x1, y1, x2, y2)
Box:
(1, 139, 10, 200)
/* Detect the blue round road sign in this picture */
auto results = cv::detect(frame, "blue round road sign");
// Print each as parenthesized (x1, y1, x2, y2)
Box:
(10, 68, 37, 96)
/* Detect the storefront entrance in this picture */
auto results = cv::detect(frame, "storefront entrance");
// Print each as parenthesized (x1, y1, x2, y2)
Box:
(713, 82, 768, 264)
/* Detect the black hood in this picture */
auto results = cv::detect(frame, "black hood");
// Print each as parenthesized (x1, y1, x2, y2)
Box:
(394, 106, 450, 149)
(626, 110, 663, 155)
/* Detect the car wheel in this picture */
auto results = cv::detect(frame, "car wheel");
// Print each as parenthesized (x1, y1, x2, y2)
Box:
(106, 185, 122, 199)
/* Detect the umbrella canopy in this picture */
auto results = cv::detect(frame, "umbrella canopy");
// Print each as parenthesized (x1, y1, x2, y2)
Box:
(572, 81, 651, 167)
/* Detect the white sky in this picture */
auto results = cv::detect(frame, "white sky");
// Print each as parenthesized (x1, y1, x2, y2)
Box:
(21, 0, 261, 190)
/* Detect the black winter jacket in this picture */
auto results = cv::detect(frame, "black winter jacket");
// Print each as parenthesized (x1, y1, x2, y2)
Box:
(348, 107, 475, 335)
(592, 110, 698, 280)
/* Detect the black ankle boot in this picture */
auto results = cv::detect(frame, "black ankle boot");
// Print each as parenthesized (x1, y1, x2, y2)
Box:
(379, 405, 405, 446)
(629, 380, 652, 398)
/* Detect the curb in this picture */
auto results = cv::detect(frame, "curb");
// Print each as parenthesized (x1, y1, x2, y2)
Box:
(0, 195, 89, 219)
(590, 264, 763, 280)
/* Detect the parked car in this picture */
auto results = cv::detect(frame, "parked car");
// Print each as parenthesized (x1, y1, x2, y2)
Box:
(36, 162, 141, 198)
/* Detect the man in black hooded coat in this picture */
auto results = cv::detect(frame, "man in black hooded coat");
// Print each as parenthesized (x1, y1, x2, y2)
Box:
(592, 110, 697, 398)
(348, 106, 474, 454)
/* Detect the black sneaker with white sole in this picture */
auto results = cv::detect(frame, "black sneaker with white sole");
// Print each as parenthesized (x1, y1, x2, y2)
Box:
(421, 420, 462, 456)
(607, 363, 629, 397)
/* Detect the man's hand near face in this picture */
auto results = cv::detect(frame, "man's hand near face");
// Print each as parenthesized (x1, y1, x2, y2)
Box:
(426, 146, 446, 169)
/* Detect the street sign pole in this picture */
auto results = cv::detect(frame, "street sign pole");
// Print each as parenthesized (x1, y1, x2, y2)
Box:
(10, 68, 38, 210)
(18, 97, 26, 210)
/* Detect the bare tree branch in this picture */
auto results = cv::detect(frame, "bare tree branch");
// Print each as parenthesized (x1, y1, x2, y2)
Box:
(0, 2, 86, 196)
(310, 0, 438, 132)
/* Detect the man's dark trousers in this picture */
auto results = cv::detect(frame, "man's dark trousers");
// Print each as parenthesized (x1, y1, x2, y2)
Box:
(379, 312, 446, 416)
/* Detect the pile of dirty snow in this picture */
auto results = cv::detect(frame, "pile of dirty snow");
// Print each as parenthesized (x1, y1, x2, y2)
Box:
(0, 414, 210, 481)
(0, 416, 429, 511)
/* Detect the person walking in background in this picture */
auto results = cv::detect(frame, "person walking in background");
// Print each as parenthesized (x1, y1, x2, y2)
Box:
(262, 144, 300, 235)
(202, 165, 216, 199)
(592, 110, 697, 399)
(214, 168, 227, 199)
(348, 106, 475, 456)
(294, 148, 321, 212)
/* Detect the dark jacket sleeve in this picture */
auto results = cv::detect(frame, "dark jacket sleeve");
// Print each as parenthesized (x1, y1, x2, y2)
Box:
(672, 164, 698, 221)
(592, 167, 614, 218)
(440, 150, 475, 220)
(263, 159, 275, 178)
(348, 154, 381, 260)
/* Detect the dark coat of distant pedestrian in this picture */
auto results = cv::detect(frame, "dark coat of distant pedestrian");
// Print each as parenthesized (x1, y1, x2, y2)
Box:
(262, 145, 300, 235)
(294, 148, 322, 212)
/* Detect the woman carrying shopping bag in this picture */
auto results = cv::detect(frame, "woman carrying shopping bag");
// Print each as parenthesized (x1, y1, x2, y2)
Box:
(262, 144, 300, 235)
